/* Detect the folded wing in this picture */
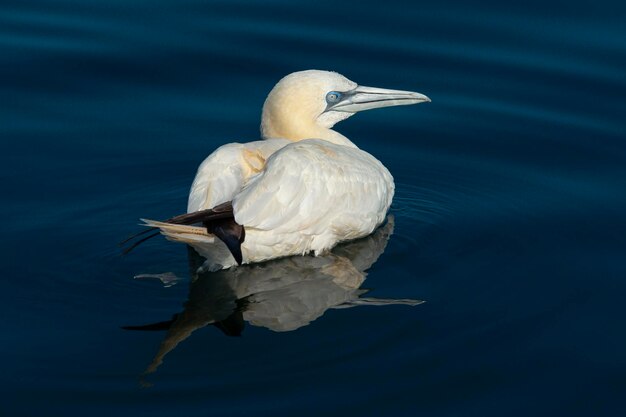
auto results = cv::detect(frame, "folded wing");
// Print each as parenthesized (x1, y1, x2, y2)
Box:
(187, 139, 290, 212)
(233, 139, 394, 248)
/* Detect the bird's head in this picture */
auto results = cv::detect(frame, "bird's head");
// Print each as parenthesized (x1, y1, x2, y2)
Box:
(261, 70, 429, 146)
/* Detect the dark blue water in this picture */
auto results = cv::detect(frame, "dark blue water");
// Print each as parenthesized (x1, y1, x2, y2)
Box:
(2, 0, 625, 415)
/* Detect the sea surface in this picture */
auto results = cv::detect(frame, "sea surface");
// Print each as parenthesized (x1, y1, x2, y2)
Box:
(1, 0, 625, 416)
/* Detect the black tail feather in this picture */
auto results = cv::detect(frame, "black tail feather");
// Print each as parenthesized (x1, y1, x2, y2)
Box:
(120, 201, 245, 264)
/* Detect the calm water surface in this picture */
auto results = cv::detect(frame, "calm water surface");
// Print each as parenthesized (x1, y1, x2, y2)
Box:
(2, 0, 625, 416)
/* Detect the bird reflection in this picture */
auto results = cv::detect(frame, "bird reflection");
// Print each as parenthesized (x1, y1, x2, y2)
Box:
(125, 216, 422, 375)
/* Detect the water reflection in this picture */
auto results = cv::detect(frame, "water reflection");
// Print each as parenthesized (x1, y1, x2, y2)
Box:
(126, 216, 422, 375)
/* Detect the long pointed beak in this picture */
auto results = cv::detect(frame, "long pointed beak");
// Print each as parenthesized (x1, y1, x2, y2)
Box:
(330, 85, 430, 113)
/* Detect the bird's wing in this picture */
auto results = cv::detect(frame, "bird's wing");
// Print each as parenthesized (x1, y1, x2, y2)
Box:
(187, 139, 290, 212)
(232, 139, 394, 239)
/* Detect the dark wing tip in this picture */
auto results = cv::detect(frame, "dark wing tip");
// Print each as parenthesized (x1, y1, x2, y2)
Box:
(206, 219, 245, 265)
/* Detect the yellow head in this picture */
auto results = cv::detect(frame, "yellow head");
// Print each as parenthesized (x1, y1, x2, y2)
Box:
(261, 70, 429, 147)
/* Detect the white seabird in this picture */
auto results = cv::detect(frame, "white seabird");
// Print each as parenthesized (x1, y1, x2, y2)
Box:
(126, 70, 429, 269)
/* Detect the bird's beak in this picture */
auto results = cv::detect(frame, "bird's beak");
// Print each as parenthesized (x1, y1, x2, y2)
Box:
(330, 85, 430, 113)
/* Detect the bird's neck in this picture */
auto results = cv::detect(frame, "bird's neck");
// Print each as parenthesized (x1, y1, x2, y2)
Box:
(261, 115, 357, 148)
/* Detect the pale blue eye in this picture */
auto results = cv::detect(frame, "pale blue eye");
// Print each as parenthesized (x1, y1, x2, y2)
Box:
(326, 91, 343, 104)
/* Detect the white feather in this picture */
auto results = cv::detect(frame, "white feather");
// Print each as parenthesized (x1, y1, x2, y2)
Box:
(143, 70, 428, 269)
(187, 139, 290, 212)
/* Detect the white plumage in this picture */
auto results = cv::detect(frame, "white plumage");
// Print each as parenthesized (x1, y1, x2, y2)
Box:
(142, 70, 429, 269)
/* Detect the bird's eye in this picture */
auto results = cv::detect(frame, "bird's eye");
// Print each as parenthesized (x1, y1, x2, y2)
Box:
(326, 91, 343, 104)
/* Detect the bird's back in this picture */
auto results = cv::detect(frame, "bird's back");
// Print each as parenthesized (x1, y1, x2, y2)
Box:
(234, 139, 395, 259)
(187, 138, 290, 212)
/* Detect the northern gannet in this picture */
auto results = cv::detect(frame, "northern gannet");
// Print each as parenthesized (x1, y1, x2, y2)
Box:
(124, 70, 429, 269)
